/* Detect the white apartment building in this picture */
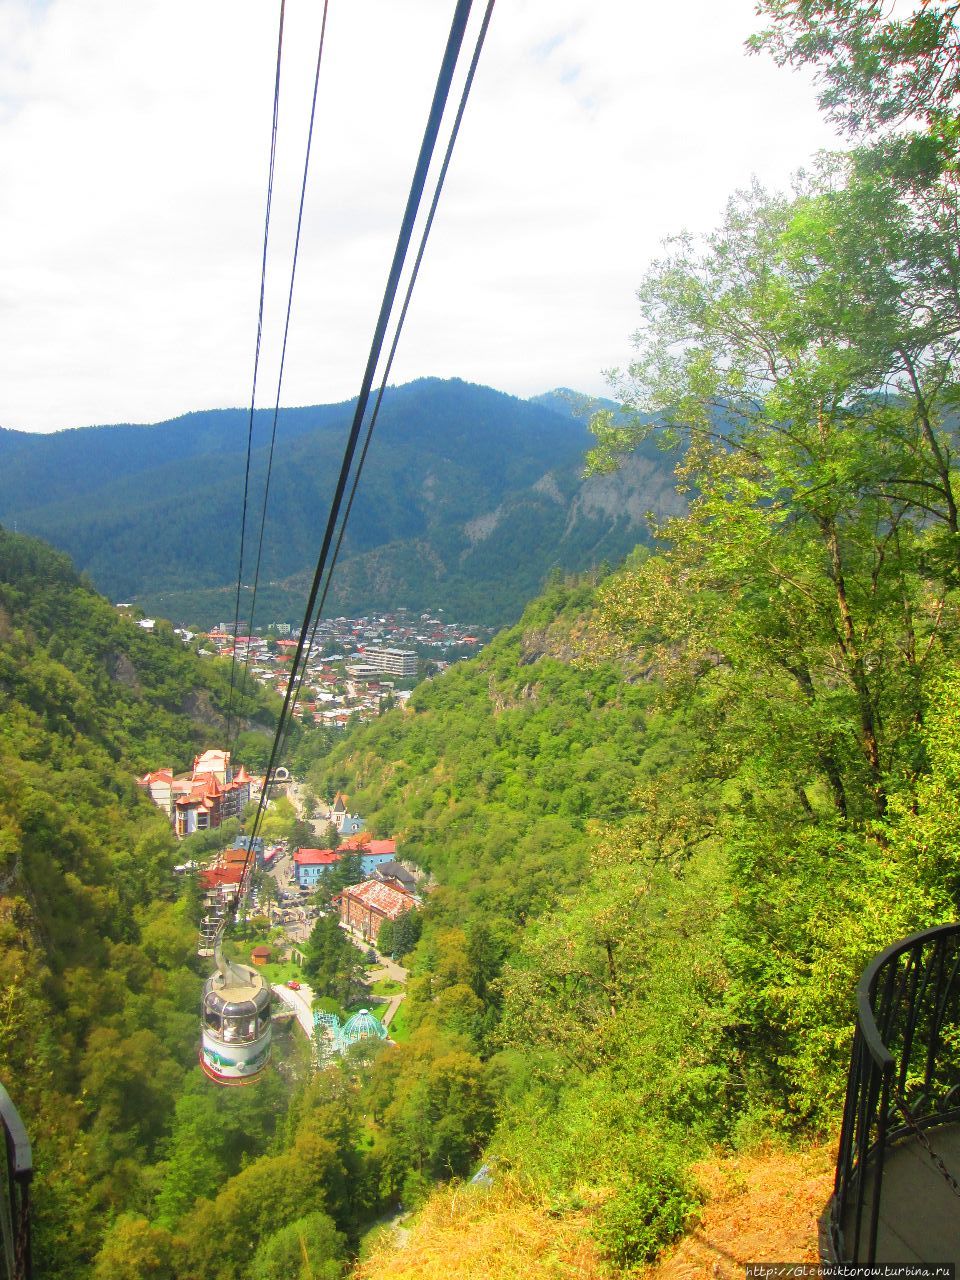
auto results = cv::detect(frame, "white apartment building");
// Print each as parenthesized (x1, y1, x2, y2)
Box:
(363, 647, 418, 677)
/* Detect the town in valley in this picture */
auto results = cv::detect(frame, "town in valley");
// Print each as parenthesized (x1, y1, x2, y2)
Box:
(126, 606, 493, 730)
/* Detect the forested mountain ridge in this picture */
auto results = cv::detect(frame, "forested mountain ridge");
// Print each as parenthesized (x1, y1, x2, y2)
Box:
(0, 379, 682, 625)
(0, 528, 278, 768)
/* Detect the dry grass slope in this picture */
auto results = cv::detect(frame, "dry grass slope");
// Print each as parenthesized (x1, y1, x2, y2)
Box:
(649, 1144, 834, 1280)
(353, 1176, 607, 1280)
(352, 1145, 835, 1280)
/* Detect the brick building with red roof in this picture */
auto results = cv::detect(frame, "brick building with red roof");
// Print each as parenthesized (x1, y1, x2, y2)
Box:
(338, 879, 415, 944)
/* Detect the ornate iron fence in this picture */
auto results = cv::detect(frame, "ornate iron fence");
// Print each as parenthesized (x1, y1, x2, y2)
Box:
(829, 922, 960, 1263)
(0, 1085, 31, 1280)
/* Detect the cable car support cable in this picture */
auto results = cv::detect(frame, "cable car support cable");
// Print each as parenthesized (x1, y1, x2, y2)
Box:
(235, 0, 333, 730)
(239, 0, 477, 882)
(207, 0, 493, 1087)
(225, 0, 288, 747)
(276, 0, 496, 758)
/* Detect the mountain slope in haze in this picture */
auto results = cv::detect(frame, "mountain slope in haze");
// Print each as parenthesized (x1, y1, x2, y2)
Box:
(0, 379, 682, 626)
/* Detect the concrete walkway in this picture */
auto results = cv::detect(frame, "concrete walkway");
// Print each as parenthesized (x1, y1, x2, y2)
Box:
(271, 982, 315, 1041)
(381, 991, 406, 1029)
(361, 941, 408, 1029)
(360, 944, 409, 984)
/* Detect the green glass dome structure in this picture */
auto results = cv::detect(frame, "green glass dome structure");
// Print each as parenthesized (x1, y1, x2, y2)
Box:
(341, 1008, 387, 1047)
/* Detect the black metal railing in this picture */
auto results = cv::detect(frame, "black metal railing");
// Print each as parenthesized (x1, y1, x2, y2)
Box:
(829, 922, 960, 1263)
(0, 1085, 31, 1280)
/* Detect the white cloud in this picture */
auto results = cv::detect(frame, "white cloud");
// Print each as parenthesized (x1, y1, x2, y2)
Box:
(0, 0, 841, 432)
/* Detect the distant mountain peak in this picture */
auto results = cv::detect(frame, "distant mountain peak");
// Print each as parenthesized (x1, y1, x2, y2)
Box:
(528, 389, 617, 422)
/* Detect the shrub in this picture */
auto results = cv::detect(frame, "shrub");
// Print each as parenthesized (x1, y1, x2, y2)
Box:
(592, 1170, 696, 1268)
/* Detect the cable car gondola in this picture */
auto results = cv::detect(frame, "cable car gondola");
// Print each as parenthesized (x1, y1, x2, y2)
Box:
(199, 937, 272, 1086)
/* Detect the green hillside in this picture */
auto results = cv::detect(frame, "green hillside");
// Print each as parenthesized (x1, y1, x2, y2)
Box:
(0, 526, 285, 1275)
(301, 548, 958, 1269)
(295, 140, 960, 1266)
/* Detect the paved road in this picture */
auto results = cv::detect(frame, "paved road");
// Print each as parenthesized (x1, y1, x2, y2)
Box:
(272, 981, 315, 1040)
(269, 850, 294, 883)
(288, 779, 323, 838)
(287, 779, 305, 822)
(362, 945, 408, 1030)
(263, 849, 314, 945)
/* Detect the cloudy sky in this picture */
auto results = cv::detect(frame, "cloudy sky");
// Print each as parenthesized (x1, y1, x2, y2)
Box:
(0, 0, 841, 433)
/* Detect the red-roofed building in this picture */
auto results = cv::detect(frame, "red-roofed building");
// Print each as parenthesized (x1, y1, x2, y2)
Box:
(367, 839, 396, 857)
(339, 879, 415, 943)
(173, 771, 223, 837)
(337, 834, 397, 875)
(293, 847, 342, 889)
(193, 749, 230, 784)
(138, 768, 173, 816)
(337, 834, 368, 851)
(220, 773, 251, 822)
(197, 864, 244, 890)
(140, 749, 253, 835)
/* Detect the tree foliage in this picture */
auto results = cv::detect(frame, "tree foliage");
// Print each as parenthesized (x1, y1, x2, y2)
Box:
(303, 915, 366, 1003)
(752, 0, 960, 139)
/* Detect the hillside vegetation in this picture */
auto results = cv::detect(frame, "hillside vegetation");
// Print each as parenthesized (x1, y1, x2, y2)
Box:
(0, 526, 284, 1275)
(311, 93, 960, 1274)
(308, 553, 960, 1269)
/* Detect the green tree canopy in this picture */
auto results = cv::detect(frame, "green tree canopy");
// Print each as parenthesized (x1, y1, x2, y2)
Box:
(588, 163, 960, 821)
(752, 0, 960, 139)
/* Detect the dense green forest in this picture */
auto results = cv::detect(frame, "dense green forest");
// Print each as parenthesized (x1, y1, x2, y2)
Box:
(0, 528, 573, 1278)
(0, 379, 679, 627)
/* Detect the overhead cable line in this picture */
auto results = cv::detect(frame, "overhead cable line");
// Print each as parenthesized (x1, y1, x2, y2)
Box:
(225, 0, 287, 747)
(241, 0, 478, 875)
(277, 0, 497, 758)
(232, 0, 332, 751)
